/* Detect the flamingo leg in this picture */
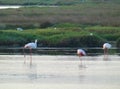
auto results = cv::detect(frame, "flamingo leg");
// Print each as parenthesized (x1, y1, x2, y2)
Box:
(104, 48, 109, 60)
(23, 48, 26, 58)
(23, 48, 26, 64)
(30, 48, 32, 64)
(79, 56, 83, 65)
(78, 55, 83, 66)
(104, 49, 105, 58)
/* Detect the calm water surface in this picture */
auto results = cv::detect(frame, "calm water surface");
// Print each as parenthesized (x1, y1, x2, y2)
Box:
(0, 55, 120, 89)
(0, 5, 21, 9)
(0, 5, 58, 9)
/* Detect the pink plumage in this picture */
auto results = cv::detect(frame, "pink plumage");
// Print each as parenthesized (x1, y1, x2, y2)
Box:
(77, 49, 86, 56)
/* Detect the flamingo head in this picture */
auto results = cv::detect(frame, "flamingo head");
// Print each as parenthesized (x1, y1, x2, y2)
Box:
(35, 39, 37, 43)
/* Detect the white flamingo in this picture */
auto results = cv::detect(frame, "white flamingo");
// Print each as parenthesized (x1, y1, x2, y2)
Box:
(23, 39, 37, 64)
(77, 49, 86, 66)
(103, 43, 112, 58)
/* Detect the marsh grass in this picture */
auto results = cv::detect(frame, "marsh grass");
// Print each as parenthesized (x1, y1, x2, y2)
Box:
(85, 26, 120, 41)
(0, 3, 120, 29)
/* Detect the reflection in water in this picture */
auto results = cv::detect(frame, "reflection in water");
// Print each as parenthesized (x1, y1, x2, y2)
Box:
(79, 64, 87, 69)
(103, 57, 109, 61)
(0, 6, 21, 9)
(78, 73, 86, 83)
(0, 55, 120, 89)
(24, 63, 37, 81)
(103, 55, 111, 61)
(0, 47, 119, 55)
(78, 65, 87, 83)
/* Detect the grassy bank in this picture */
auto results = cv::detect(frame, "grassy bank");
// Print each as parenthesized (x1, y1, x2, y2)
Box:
(0, 26, 120, 47)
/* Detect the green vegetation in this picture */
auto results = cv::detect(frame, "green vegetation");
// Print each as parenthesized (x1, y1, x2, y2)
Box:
(116, 38, 120, 48)
(0, 26, 119, 47)
(85, 26, 120, 41)
(0, 0, 120, 5)
(116, 37, 120, 54)
(0, 3, 120, 29)
(0, 2, 119, 48)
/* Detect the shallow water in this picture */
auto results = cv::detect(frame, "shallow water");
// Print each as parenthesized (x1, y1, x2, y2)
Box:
(0, 5, 58, 9)
(0, 55, 120, 89)
(0, 5, 21, 9)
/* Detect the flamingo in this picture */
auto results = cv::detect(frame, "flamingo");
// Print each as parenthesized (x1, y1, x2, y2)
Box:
(77, 49, 86, 66)
(23, 39, 37, 64)
(103, 43, 112, 58)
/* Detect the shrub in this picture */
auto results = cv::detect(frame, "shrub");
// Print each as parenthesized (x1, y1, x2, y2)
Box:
(116, 38, 120, 48)
(0, 28, 115, 49)
(0, 23, 6, 29)
(42, 32, 106, 47)
(0, 30, 37, 46)
(53, 23, 80, 28)
(58, 35, 106, 47)
(40, 21, 53, 28)
(116, 37, 120, 54)
(0, 34, 26, 46)
(86, 26, 120, 41)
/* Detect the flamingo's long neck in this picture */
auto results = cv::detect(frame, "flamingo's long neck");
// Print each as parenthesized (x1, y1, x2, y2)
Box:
(35, 40, 37, 48)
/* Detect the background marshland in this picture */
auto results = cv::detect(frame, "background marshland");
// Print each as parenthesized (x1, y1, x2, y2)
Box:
(0, 2, 120, 49)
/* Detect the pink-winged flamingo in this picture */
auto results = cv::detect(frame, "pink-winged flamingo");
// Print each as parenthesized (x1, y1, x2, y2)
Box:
(77, 49, 86, 66)
(103, 43, 112, 59)
(23, 39, 37, 64)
